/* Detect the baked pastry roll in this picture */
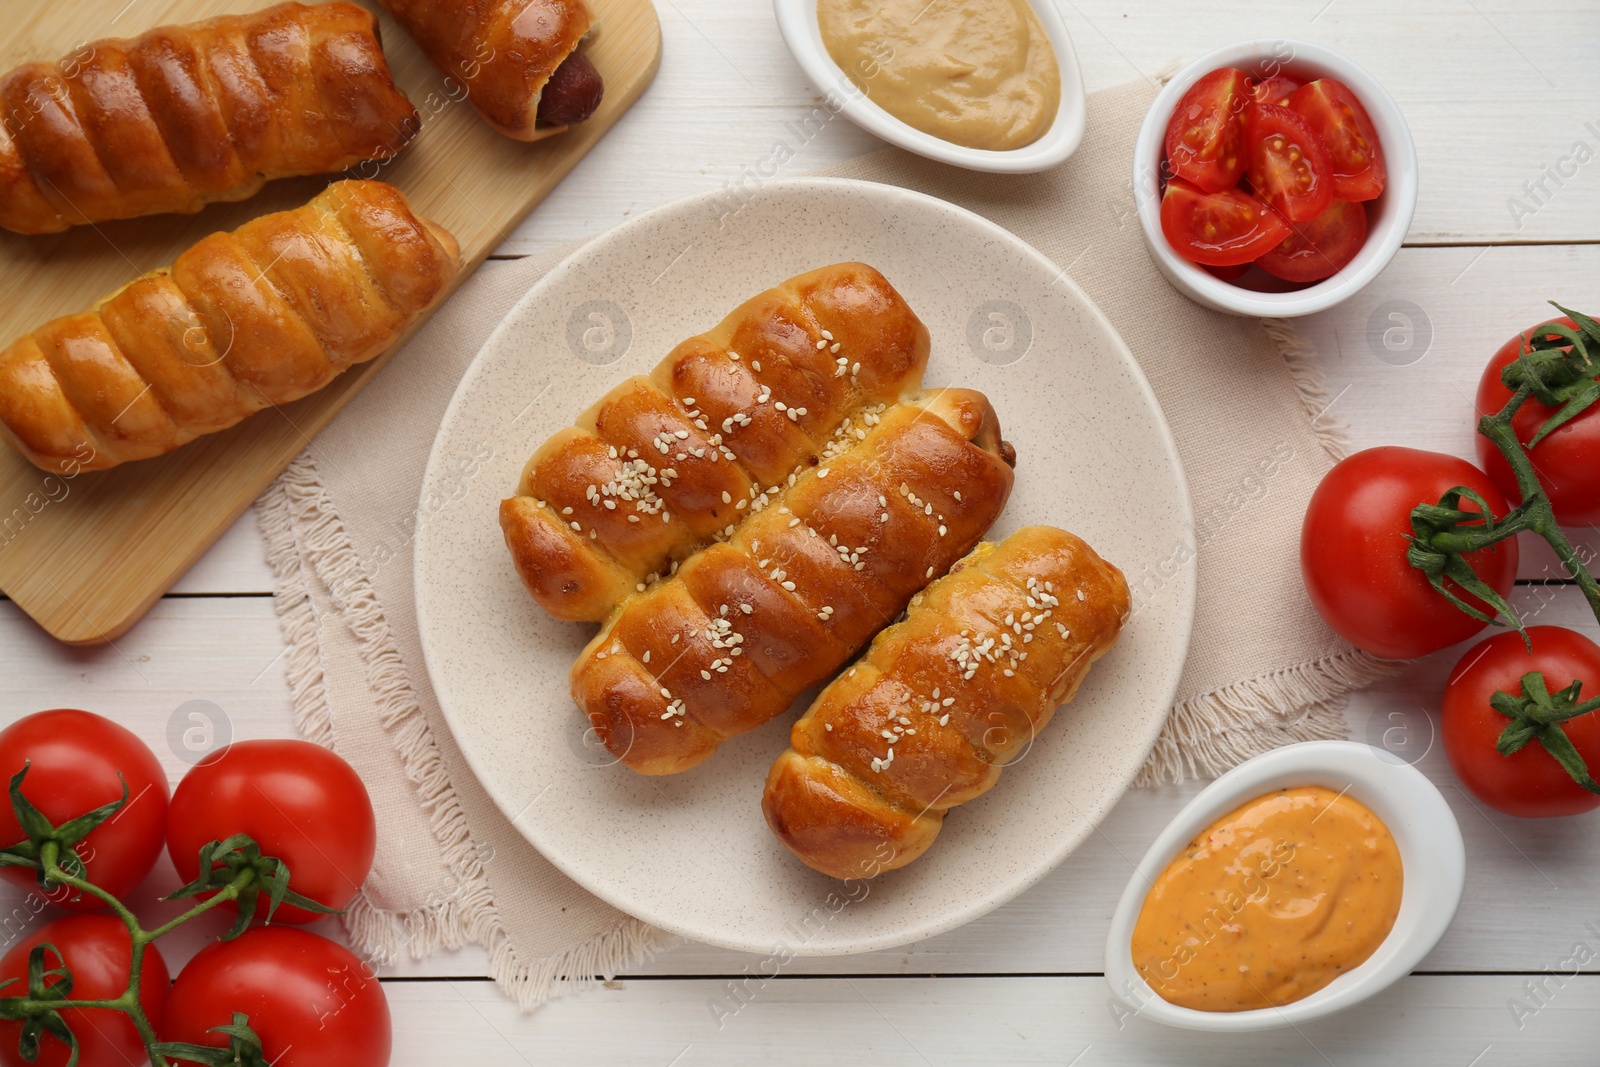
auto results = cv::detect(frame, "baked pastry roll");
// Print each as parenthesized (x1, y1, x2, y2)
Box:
(379, 0, 605, 140)
(570, 388, 1017, 775)
(763, 526, 1129, 879)
(0, 180, 459, 473)
(500, 262, 930, 622)
(0, 2, 419, 235)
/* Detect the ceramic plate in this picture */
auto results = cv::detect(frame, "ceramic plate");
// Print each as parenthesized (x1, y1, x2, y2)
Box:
(414, 178, 1195, 955)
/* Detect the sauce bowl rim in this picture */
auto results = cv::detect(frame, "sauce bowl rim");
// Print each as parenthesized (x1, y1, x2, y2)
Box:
(1102, 739, 1466, 1032)
(772, 0, 1088, 174)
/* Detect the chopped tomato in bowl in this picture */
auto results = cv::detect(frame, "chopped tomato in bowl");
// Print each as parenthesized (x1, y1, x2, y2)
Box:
(1136, 41, 1414, 316)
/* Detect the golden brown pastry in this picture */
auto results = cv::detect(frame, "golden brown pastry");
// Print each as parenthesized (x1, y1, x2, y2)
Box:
(0, 3, 419, 235)
(0, 180, 460, 473)
(571, 388, 1017, 776)
(500, 263, 930, 623)
(379, 0, 604, 140)
(763, 526, 1130, 880)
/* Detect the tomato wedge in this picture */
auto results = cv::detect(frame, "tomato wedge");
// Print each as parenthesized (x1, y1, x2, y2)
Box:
(1160, 178, 1292, 266)
(1163, 67, 1251, 193)
(1244, 102, 1334, 223)
(1248, 74, 1301, 107)
(1288, 78, 1386, 201)
(1257, 199, 1368, 282)
(1203, 261, 1251, 281)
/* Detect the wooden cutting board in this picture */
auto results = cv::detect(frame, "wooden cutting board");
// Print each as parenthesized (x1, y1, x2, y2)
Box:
(0, 0, 661, 645)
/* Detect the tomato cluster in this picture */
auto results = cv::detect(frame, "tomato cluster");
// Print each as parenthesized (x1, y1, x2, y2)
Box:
(1300, 317, 1600, 818)
(1160, 67, 1384, 284)
(0, 712, 385, 1067)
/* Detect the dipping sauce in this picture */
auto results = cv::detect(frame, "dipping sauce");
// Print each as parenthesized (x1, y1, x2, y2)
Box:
(1129, 786, 1403, 1012)
(817, 0, 1060, 151)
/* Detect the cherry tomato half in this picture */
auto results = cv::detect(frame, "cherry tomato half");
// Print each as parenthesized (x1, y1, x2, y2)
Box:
(1248, 74, 1301, 107)
(1244, 101, 1334, 223)
(0, 914, 168, 1067)
(167, 740, 375, 924)
(1475, 316, 1600, 526)
(1443, 626, 1600, 818)
(1288, 78, 1386, 202)
(1163, 67, 1251, 193)
(0, 710, 170, 911)
(1160, 178, 1291, 266)
(1257, 198, 1369, 283)
(161, 927, 390, 1067)
(1301, 447, 1519, 659)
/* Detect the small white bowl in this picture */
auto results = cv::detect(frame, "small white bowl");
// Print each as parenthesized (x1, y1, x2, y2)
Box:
(773, 0, 1086, 173)
(1104, 740, 1464, 1033)
(1133, 40, 1418, 317)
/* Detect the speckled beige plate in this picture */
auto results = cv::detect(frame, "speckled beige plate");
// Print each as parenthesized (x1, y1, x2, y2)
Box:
(414, 178, 1195, 955)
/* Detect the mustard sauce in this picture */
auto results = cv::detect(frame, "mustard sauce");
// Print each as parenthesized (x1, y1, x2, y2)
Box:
(1130, 786, 1403, 1012)
(817, 0, 1060, 151)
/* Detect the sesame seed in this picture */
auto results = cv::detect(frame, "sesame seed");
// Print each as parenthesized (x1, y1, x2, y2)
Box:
(753, 360, 762, 371)
(721, 491, 732, 504)
(824, 723, 833, 732)
(642, 650, 651, 663)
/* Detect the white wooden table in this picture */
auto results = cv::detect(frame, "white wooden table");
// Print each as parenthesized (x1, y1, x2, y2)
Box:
(6, 1, 1600, 1062)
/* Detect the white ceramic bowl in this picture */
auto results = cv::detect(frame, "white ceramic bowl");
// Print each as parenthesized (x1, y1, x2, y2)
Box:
(1133, 40, 1418, 317)
(1104, 740, 1464, 1032)
(773, 0, 1086, 173)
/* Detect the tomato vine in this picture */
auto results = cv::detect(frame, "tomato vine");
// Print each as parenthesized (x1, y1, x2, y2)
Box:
(1407, 304, 1600, 794)
(0, 764, 338, 1067)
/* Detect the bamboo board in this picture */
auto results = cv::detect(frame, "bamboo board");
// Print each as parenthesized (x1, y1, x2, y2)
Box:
(0, 0, 662, 645)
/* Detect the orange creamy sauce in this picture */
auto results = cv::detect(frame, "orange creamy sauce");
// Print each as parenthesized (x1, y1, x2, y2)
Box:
(1130, 786, 1403, 1012)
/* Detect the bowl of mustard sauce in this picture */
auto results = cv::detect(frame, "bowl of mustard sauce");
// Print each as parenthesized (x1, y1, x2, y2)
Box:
(1104, 740, 1465, 1032)
(773, 0, 1087, 172)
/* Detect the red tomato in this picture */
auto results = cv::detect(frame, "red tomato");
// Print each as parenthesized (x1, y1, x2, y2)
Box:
(1301, 447, 1519, 659)
(0, 710, 170, 911)
(167, 741, 375, 924)
(1257, 199, 1369, 283)
(161, 927, 390, 1067)
(1248, 74, 1301, 107)
(1288, 78, 1386, 201)
(1244, 101, 1334, 223)
(1202, 261, 1251, 281)
(1443, 626, 1600, 817)
(0, 914, 168, 1067)
(1475, 317, 1600, 525)
(1163, 67, 1251, 192)
(1159, 178, 1291, 266)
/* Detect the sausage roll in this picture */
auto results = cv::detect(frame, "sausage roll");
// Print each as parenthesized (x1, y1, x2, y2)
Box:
(0, 2, 419, 235)
(0, 180, 460, 473)
(762, 526, 1130, 879)
(500, 262, 930, 623)
(379, 0, 605, 140)
(571, 388, 1017, 776)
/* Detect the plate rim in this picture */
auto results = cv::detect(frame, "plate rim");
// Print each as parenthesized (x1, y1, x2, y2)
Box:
(414, 175, 1197, 954)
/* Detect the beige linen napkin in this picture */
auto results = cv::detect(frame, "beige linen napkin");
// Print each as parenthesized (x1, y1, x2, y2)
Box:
(254, 78, 1390, 1007)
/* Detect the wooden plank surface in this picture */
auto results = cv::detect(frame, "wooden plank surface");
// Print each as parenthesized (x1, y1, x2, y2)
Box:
(5, 1, 1600, 1063)
(499, 0, 1600, 259)
(3, 587, 1595, 979)
(378, 975, 1600, 1065)
(0, 0, 662, 644)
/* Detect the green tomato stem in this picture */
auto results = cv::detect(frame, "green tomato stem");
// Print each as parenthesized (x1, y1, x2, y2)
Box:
(35, 862, 257, 1067)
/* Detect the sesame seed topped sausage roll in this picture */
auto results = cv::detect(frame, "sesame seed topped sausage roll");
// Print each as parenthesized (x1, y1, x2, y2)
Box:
(570, 387, 1017, 776)
(763, 526, 1130, 880)
(500, 263, 930, 623)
